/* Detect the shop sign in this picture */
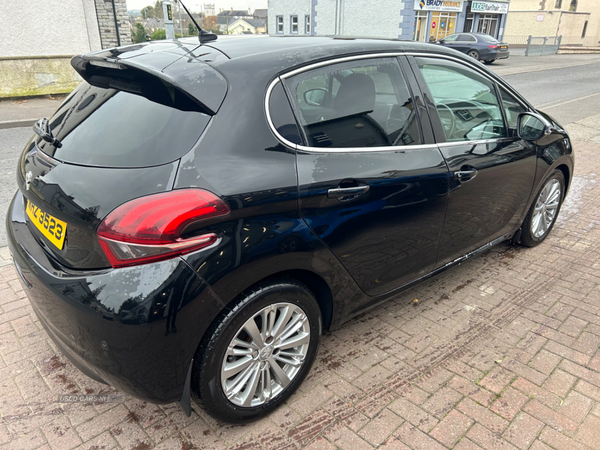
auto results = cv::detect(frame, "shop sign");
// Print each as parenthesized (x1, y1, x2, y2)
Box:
(471, 1, 509, 14)
(414, 0, 464, 12)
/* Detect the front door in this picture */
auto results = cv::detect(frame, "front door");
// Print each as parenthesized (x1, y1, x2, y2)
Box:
(411, 56, 537, 266)
(283, 56, 449, 299)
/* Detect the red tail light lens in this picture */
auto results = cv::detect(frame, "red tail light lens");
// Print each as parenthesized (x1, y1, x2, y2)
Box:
(489, 45, 499, 49)
(98, 189, 229, 268)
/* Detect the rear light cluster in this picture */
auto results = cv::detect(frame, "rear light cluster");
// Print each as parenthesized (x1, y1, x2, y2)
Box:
(98, 189, 229, 268)
(489, 45, 499, 49)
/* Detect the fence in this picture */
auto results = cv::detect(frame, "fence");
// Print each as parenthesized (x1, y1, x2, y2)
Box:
(503, 34, 600, 56)
(525, 36, 562, 56)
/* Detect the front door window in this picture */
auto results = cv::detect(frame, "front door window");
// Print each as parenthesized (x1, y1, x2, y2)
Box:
(413, 11, 428, 42)
(416, 57, 507, 142)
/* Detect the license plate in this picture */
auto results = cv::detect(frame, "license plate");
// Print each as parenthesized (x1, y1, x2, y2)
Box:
(26, 200, 67, 250)
(501, 45, 507, 49)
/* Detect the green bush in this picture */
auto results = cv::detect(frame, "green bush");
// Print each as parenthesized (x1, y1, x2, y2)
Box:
(132, 23, 147, 43)
(150, 29, 166, 40)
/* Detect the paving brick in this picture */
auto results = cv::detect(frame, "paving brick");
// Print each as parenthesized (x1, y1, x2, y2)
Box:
(456, 398, 509, 434)
(290, 384, 334, 417)
(523, 400, 578, 436)
(502, 412, 543, 449)
(387, 397, 438, 432)
(490, 387, 529, 421)
(479, 367, 515, 394)
(429, 409, 474, 448)
(322, 421, 372, 450)
(511, 377, 562, 409)
(357, 408, 403, 446)
(304, 436, 336, 450)
(467, 423, 518, 450)
(575, 414, 600, 447)
(287, 410, 335, 446)
(378, 436, 411, 449)
(543, 369, 577, 397)
(545, 340, 591, 365)
(448, 376, 496, 407)
(558, 316, 588, 338)
(558, 390, 593, 424)
(540, 426, 590, 450)
(394, 422, 446, 450)
(528, 349, 563, 375)
(421, 385, 463, 419)
(453, 437, 485, 449)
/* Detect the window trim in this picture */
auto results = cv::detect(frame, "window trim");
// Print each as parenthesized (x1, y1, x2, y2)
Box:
(264, 52, 532, 153)
(291, 15, 298, 34)
(276, 15, 284, 34)
(305, 15, 311, 34)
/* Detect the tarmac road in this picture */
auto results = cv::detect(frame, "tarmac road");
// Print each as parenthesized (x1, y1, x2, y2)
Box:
(0, 56, 599, 247)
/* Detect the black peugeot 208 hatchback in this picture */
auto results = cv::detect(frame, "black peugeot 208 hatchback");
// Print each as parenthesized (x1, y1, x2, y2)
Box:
(7, 35, 573, 423)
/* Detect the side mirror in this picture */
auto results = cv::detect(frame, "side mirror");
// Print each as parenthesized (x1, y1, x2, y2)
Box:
(304, 88, 327, 107)
(517, 112, 552, 141)
(438, 39, 445, 44)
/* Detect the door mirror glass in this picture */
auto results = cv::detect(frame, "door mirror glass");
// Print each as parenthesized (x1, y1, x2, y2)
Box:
(304, 88, 327, 106)
(517, 113, 547, 141)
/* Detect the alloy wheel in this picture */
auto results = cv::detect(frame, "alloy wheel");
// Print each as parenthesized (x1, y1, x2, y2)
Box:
(531, 179, 561, 238)
(220, 302, 310, 407)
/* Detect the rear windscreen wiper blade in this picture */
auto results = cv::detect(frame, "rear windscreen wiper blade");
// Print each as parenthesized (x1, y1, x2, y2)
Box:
(33, 118, 62, 148)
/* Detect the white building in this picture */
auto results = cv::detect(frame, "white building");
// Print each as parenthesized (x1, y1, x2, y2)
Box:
(0, 0, 131, 98)
(268, 0, 510, 42)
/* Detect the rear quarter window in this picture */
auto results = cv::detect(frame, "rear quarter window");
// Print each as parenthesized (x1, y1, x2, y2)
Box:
(41, 83, 210, 168)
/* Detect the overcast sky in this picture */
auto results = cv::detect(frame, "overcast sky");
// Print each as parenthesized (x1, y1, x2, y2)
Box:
(125, 0, 267, 13)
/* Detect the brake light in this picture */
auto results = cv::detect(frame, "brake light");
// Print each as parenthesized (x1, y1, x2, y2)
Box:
(98, 189, 229, 268)
(489, 45, 499, 49)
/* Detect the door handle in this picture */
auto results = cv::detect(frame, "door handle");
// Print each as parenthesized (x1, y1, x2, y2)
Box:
(327, 185, 370, 201)
(454, 168, 478, 182)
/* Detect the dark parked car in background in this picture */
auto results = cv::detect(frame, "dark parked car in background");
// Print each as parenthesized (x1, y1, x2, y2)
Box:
(437, 32, 510, 64)
(8, 35, 572, 423)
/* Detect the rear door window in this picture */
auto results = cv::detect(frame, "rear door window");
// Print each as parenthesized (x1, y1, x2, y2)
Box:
(40, 82, 210, 168)
(284, 57, 421, 148)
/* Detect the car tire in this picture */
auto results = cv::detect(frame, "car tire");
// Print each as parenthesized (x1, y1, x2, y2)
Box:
(483, 59, 496, 65)
(520, 170, 565, 247)
(467, 50, 480, 60)
(191, 278, 321, 423)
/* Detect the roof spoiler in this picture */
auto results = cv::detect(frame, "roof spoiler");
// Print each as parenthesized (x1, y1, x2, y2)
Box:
(71, 53, 226, 115)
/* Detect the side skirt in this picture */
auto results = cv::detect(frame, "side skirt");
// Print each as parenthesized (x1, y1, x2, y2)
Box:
(341, 233, 513, 324)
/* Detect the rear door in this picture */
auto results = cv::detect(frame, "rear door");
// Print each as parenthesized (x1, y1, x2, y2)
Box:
(283, 56, 449, 299)
(409, 55, 536, 267)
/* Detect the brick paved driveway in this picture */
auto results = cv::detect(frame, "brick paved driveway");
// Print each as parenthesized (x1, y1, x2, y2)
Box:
(1, 135, 600, 450)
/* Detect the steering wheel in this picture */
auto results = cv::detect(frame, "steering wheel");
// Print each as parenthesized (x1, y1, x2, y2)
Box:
(436, 103, 456, 138)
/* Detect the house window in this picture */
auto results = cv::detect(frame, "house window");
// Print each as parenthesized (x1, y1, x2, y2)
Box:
(555, 0, 562, 8)
(291, 15, 298, 34)
(569, 0, 577, 11)
(276, 16, 283, 33)
(305, 15, 311, 34)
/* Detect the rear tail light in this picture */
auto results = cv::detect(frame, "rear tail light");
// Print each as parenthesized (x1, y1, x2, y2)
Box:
(98, 189, 229, 268)
(489, 45, 499, 49)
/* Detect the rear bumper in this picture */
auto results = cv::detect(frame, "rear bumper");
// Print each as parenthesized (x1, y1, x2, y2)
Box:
(7, 191, 225, 404)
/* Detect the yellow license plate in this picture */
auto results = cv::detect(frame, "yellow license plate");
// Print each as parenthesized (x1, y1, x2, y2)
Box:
(501, 46, 507, 49)
(26, 200, 67, 250)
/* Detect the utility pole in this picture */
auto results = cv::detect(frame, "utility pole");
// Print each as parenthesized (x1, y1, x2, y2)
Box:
(174, 0, 184, 38)
(163, 1, 175, 39)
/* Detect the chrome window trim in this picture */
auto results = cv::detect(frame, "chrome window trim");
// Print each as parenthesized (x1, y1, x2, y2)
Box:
(264, 51, 532, 154)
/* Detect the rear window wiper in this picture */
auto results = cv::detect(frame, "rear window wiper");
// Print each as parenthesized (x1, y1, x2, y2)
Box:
(33, 118, 62, 148)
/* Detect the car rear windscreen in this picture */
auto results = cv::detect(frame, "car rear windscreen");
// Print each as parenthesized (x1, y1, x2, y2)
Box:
(40, 82, 210, 168)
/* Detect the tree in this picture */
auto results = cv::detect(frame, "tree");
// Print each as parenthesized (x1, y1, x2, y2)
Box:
(154, 0, 164, 19)
(188, 22, 197, 35)
(140, 5, 154, 18)
(132, 23, 147, 43)
(201, 15, 218, 33)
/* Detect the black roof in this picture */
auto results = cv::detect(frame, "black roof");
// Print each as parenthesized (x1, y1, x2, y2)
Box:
(191, 35, 459, 63)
